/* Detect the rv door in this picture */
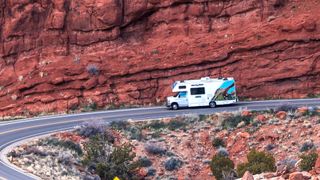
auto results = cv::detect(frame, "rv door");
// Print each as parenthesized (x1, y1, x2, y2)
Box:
(189, 87, 206, 107)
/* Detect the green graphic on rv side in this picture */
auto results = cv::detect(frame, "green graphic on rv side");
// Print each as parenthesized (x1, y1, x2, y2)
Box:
(213, 80, 236, 101)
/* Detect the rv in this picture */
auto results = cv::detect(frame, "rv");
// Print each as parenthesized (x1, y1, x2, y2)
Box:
(166, 77, 238, 110)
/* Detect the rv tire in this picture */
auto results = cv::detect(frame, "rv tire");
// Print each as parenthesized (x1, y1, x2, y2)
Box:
(171, 103, 179, 110)
(209, 101, 216, 108)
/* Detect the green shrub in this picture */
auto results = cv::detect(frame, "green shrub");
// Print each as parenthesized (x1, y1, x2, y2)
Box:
(96, 144, 140, 180)
(128, 126, 142, 141)
(236, 150, 276, 177)
(110, 120, 130, 131)
(81, 102, 98, 112)
(151, 130, 161, 138)
(138, 156, 152, 167)
(145, 121, 166, 130)
(144, 142, 167, 155)
(76, 121, 107, 138)
(82, 135, 112, 165)
(86, 64, 100, 76)
(168, 119, 187, 131)
(164, 157, 183, 171)
(276, 104, 297, 112)
(83, 135, 140, 180)
(210, 155, 235, 180)
(222, 115, 253, 129)
(45, 138, 83, 156)
(300, 141, 315, 152)
(212, 138, 225, 148)
(299, 152, 318, 171)
(199, 114, 209, 121)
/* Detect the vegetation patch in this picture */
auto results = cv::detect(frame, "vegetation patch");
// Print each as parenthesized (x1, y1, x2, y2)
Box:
(299, 152, 318, 171)
(236, 150, 276, 177)
(222, 114, 253, 129)
(210, 154, 235, 180)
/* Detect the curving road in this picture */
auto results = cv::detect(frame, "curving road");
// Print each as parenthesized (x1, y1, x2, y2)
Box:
(0, 98, 320, 179)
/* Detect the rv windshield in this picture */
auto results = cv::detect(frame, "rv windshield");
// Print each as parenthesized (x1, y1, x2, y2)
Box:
(174, 91, 187, 98)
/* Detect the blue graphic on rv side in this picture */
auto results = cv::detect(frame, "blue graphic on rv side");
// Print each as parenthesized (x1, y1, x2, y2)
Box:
(213, 80, 236, 101)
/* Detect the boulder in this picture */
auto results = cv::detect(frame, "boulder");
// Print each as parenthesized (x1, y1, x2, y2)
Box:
(242, 171, 254, 180)
(256, 114, 267, 122)
(276, 111, 287, 120)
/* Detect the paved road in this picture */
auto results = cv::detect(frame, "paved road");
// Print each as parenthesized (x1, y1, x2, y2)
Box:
(0, 98, 320, 179)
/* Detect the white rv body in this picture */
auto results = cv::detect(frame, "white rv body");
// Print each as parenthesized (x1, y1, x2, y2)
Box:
(166, 77, 238, 109)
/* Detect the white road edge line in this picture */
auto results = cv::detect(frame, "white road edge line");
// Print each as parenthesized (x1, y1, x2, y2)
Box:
(0, 127, 73, 180)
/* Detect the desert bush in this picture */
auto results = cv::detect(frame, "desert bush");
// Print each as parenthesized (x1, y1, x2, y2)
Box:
(63, 140, 83, 156)
(210, 154, 235, 180)
(58, 152, 74, 165)
(25, 146, 48, 157)
(212, 138, 225, 148)
(95, 144, 140, 180)
(265, 144, 276, 151)
(222, 115, 253, 129)
(82, 102, 98, 112)
(276, 104, 297, 112)
(299, 152, 318, 171)
(164, 157, 183, 171)
(300, 141, 315, 152)
(287, 110, 296, 119)
(151, 49, 159, 55)
(82, 135, 113, 165)
(145, 120, 166, 130)
(77, 121, 106, 138)
(144, 142, 167, 155)
(151, 130, 161, 139)
(110, 120, 130, 131)
(7, 150, 19, 158)
(217, 147, 229, 157)
(277, 158, 297, 173)
(236, 150, 276, 177)
(302, 107, 320, 117)
(147, 167, 156, 176)
(167, 119, 187, 131)
(86, 64, 99, 76)
(199, 114, 209, 122)
(183, 114, 201, 123)
(128, 126, 142, 141)
(45, 138, 83, 156)
(138, 156, 152, 167)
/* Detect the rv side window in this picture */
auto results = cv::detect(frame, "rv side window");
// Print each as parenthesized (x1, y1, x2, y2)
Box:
(179, 86, 186, 89)
(190, 87, 205, 95)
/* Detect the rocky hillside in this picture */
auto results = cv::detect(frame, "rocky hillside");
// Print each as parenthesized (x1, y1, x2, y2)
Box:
(1, 0, 320, 116)
(8, 106, 320, 179)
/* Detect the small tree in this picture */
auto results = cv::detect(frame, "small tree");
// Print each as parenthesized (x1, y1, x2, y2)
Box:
(210, 155, 235, 180)
(237, 150, 276, 177)
(96, 144, 140, 180)
(299, 152, 318, 171)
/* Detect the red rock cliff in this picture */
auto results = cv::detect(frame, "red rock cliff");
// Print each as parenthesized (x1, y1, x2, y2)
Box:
(0, 0, 320, 116)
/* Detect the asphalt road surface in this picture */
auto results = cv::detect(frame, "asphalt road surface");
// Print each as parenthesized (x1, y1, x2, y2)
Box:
(0, 98, 320, 180)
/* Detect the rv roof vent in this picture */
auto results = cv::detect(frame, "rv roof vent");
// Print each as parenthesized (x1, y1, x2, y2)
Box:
(223, 77, 228, 80)
(201, 77, 210, 81)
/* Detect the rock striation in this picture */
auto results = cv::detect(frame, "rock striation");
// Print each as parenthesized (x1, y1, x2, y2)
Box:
(0, 0, 320, 115)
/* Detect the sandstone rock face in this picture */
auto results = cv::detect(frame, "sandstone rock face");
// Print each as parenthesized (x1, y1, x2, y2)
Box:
(1, 0, 320, 115)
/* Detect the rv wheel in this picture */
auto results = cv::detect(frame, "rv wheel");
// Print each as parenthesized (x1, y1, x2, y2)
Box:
(171, 103, 179, 110)
(209, 101, 216, 108)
